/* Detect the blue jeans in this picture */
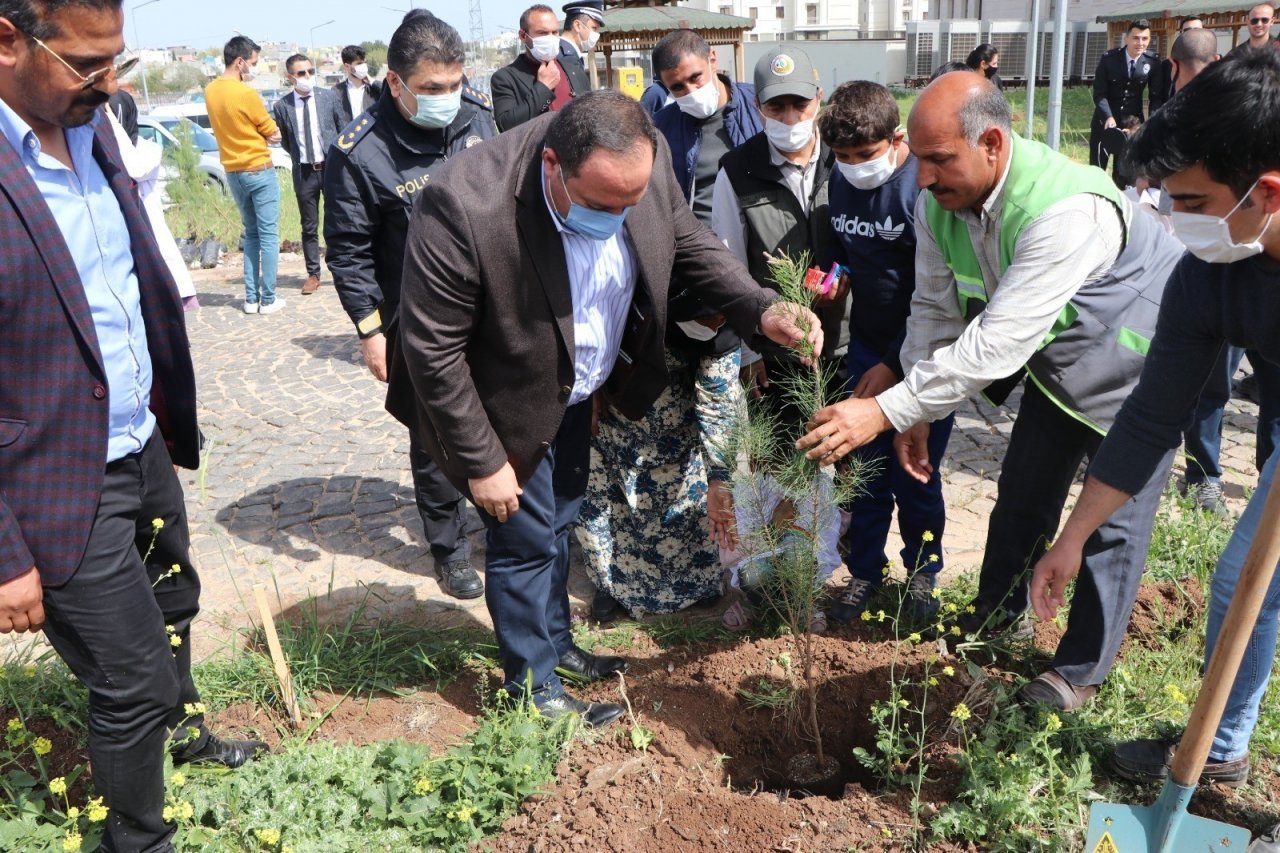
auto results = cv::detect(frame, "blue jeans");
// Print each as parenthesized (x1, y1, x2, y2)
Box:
(843, 338, 953, 581)
(1185, 346, 1280, 482)
(1204, 446, 1280, 761)
(226, 168, 280, 305)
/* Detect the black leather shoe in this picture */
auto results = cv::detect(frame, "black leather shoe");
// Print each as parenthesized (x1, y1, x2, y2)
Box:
(172, 733, 268, 769)
(1111, 736, 1250, 787)
(557, 645, 627, 684)
(534, 693, 624, 729)
(591, 589, 623, 623)
(436, 559, 483, 600)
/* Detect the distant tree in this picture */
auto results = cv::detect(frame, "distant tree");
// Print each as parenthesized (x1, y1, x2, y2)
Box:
(360, 40, 387, 77)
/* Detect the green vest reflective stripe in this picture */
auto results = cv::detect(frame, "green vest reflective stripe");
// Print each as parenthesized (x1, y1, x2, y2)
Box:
(922, 135, 1183, 434)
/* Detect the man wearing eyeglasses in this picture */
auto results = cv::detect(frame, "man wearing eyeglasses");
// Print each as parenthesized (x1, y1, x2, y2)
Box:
(1230, 3, 1278, 54)
(272, 54, 341, 295)
(0, 1, 266, 850)
(206, 34, 285, 315)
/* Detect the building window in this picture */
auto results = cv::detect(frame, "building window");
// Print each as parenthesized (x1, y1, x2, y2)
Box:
(720, 4, 732, 13)
(776, 6, 785, 18)
(806, 3, 818, 24)
(749, 7, 758, 20)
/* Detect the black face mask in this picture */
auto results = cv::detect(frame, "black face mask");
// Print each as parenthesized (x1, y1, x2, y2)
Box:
(984, 66, 997, 79)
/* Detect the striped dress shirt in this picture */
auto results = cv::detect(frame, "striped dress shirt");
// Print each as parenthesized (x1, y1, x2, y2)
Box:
(542, 165, 638, 405)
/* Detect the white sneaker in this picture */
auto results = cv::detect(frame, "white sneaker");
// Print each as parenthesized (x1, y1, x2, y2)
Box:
(242, 301, 259, 314)
(258, 298, 286, 315)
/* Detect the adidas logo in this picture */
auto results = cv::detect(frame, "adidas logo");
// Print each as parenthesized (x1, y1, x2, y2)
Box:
(830, 213, 906, 241)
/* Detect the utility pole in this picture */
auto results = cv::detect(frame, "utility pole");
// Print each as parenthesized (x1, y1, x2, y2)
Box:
(468, 0, 486, 85)
(1025, 0, 1040, 138)
(1045, 0, 1069, 149)
(132, 0, 160, 112)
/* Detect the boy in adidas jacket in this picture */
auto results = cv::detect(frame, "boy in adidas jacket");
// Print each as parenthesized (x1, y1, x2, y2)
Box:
(819, 81, 953, 626)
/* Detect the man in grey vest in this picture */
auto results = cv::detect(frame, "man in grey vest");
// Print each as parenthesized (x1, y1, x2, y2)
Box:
(797, 72, 1184, 712)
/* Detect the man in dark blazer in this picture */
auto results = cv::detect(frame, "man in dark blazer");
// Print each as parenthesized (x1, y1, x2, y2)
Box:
(491, 4, 590, 131)
(386, 91, 822, 728)
(273, 53, 342, 294)
(333, 43, 383, 125)
(0, 2, 263, 850)
(1091, 19, 1160, 169)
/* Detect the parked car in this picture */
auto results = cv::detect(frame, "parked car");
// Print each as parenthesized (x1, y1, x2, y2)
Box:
(150, 90, 293, 172)
(137, 114, 227, 194)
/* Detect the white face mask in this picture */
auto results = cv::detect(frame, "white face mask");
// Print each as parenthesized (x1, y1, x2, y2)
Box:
(676, 319, 719, 341)
(352, 62, 369, 80)
(764, 117, 814, 153)
(293, 75, 315, 95)
(1170, 179, 1274, 264)
(239, 60, 256, 82)
(675, 78, 720, 120)
(837, 140, 900, 191)
(527, 34, 560, 63)
(581, 28, 600, 51)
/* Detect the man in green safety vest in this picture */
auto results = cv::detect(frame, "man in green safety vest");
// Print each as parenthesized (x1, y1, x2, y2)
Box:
(797, 71, 1184, 712)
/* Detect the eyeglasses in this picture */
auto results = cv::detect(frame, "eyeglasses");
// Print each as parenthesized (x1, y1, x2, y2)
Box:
(29, 34, 138, 90)
(292, 68, 315, 77)
(1251, 16, 1273, 24)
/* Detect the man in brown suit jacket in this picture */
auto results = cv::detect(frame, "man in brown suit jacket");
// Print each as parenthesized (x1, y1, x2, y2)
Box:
(387, 91, 820, 727)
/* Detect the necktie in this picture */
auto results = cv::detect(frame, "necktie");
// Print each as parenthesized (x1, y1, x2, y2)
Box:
(1128, 58, 1135, 78)
(301, 95, 315, 163)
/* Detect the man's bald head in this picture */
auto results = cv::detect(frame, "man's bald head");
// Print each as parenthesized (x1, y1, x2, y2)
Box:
(908, 72, 1013, 213)
(1170, 28, 1220, 91)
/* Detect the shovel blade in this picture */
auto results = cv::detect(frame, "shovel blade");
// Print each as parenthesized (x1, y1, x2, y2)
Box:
(1085, 782, 1249, 853)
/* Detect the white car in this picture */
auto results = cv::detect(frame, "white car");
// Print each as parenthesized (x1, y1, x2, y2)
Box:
(150, 92, 293, 172)
(137, 115, 227, 194)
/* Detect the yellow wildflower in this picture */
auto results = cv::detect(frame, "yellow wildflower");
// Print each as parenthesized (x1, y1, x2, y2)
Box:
(86, 797, 108, 823)
(928, 677, 939, 686)
(170, 635, 182, 648)
(941, 665, 955, 677)
(183, 702, 207, 717)
(950, 626, 961, 636)
(62, 831, 82, 852)
(929, 553, 940, 563)
(931, 587, 941, 599)
(23, 664, 37, 677)
(170, 563, 182, 574)
(414, 777, 434, 794)
(49, 777, 67, 796)
(897, 698, 909, 708)
(875, 609, 887, 622)
(254, 828, 281, 846)
(66, 807, 79, 820)
(964, 604, 977, 614)
(922, 531, 935, 543)
(1163, 683, 1188, 705)
(1045, 713, 1062, 733)
(944, 602, 958, 613)
(33, 736, 52, 755)
(860, 610, 872, 622)
(950, 702, 972, 721)
(151, 518, 164, 530)
(170, 772, 185, 787)
(906, 632, 922, 644)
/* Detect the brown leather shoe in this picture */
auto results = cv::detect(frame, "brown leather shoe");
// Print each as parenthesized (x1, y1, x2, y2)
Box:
(1111, 735, 1250, 787)
(301, 274, 321, 295)
(1017, 669, 1098, 712)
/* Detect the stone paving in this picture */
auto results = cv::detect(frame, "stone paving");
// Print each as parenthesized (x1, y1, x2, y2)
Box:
(178, 253, 1265, 661)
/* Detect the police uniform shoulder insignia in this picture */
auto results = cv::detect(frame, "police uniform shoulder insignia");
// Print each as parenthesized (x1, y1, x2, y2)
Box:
(463, 85, 492, 110)
(336, 114, 376, 152)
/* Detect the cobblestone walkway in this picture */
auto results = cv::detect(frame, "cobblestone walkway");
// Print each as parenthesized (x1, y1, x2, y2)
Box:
(180, 255, 1265, 661)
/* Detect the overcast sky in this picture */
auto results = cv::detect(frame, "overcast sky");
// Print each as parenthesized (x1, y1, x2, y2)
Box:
(129, 0, 534, 50)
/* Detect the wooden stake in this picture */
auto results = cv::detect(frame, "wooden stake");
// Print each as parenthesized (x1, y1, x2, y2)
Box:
(253, 584, 303, 728)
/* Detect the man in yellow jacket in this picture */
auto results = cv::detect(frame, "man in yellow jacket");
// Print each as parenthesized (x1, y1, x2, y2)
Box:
(206, 35, 284, 315)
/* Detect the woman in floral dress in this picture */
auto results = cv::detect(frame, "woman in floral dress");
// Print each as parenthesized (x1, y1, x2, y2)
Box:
(576, 324, 741, 619)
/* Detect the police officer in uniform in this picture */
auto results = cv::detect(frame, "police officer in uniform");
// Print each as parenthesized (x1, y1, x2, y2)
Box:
(1091, 19, 1160, 170)
(324, 10, 497, 599)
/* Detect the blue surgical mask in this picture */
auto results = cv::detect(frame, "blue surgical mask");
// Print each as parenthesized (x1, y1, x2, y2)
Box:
(554, 164, 630, 240)
(399, 83, 461, 130)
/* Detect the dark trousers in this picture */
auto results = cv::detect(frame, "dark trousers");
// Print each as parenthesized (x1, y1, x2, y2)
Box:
(480, 401, 590, 697)
(408, 431, 471, 567)
(844, 338, 953, 581)
(1185, 346, 1280, 482)
(1089, 113, 1108, 170)
(292, 164, 324, 277)
(40, 435, 206, 853)
(977, 381, 1173, 686)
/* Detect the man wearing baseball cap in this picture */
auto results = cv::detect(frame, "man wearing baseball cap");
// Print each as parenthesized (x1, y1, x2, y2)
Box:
(711, 47, 848, 468)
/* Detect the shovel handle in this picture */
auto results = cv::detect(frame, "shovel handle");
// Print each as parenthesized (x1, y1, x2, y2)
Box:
(1171, 474, 1280, 786)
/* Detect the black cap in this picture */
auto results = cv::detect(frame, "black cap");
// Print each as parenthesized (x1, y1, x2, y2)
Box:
(562, 0, 605, 23)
